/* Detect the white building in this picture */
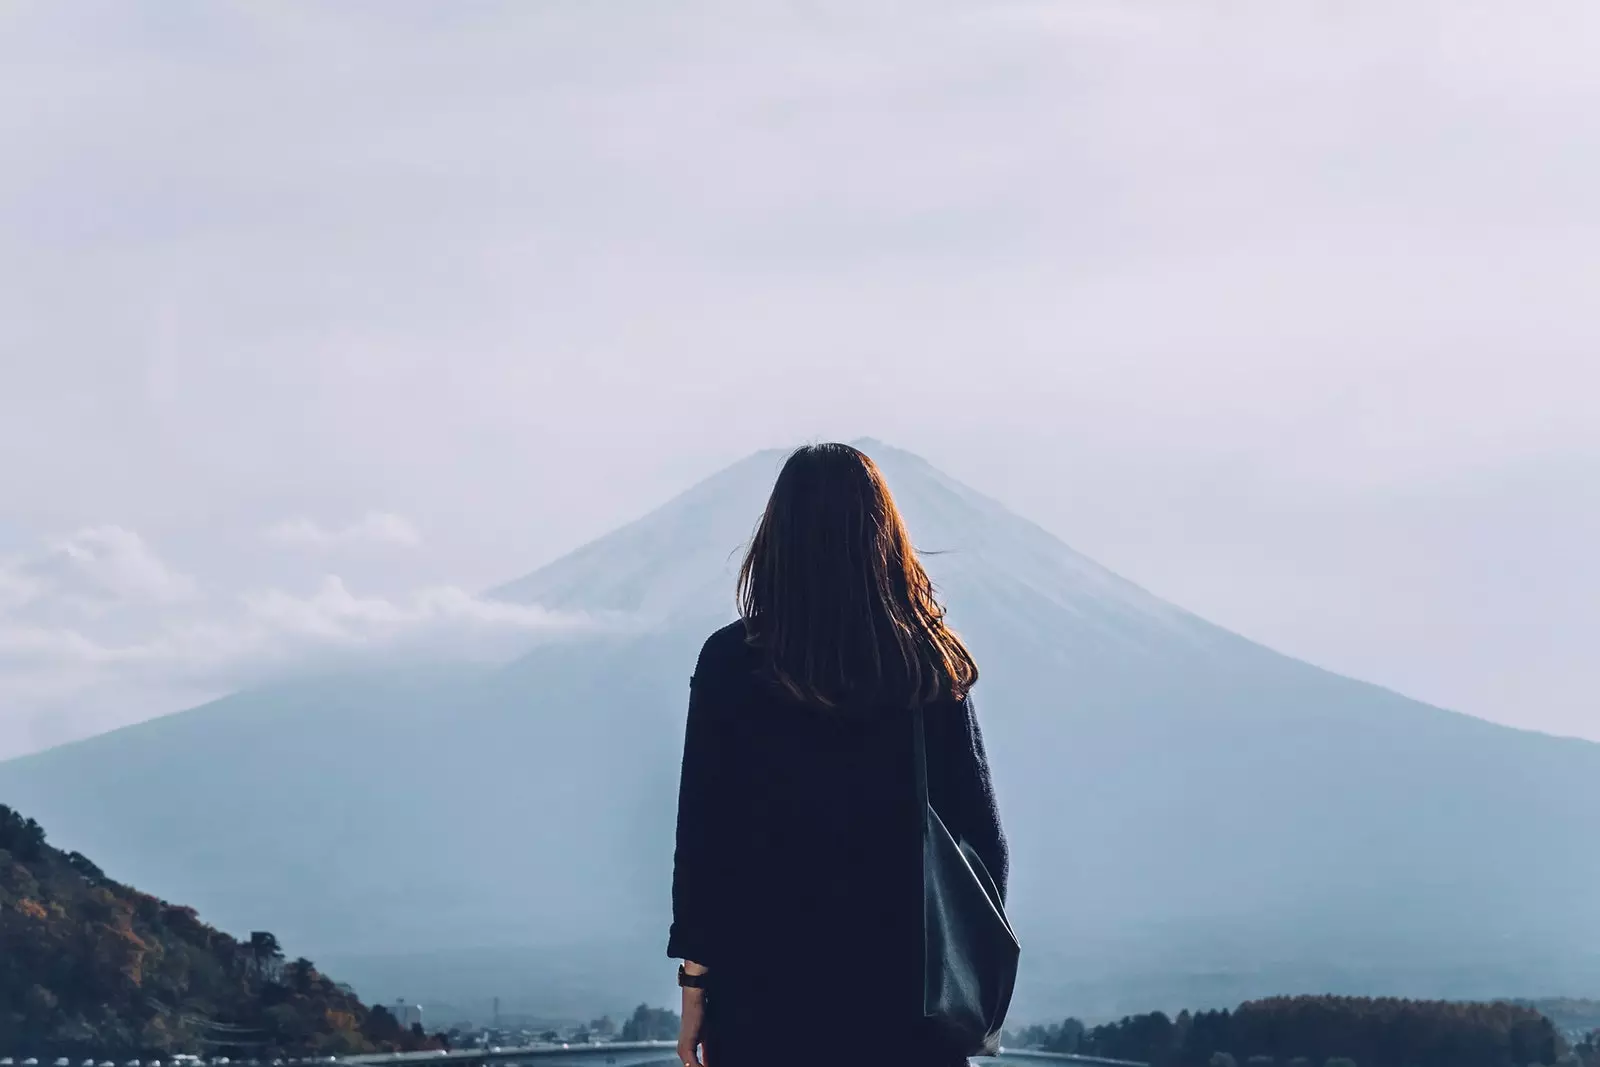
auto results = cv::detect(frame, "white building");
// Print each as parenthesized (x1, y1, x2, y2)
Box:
(392, 1000, 423, 1030)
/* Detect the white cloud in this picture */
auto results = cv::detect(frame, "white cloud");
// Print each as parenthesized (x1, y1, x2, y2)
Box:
(40, 526, 201, 607)
(243, 576, 581, 643)
(264, 512, 423, 549)
(0, 526, 589, 758)
(0, 561, 44, 613)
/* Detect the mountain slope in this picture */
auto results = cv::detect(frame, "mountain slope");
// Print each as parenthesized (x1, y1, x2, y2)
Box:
(1, 440, 1597, 1021)
(0, 804, 437, 1057)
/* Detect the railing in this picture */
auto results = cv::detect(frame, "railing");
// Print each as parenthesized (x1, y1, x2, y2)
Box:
(341, 1045, 673, 1067)
(983, 1054, 1151, 1065)
(7, 1044, 1148, 1067)
(341, 1043, 1148, 1066)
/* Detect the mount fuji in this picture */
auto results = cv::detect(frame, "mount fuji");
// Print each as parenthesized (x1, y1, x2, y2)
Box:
(2, 440, 1597, 1021)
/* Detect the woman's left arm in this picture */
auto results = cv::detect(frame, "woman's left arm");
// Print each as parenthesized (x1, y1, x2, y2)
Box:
(669, 664, 725, 1065)
(668, 672, 723, 966)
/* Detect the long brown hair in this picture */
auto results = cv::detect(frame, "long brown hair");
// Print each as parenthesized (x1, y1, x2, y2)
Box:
(736, 442, 978, 708)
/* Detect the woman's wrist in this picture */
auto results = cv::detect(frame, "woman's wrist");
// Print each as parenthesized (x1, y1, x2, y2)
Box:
(678, 961, 710, 992)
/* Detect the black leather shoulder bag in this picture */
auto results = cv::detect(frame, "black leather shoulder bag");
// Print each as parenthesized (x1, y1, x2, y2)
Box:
(914, 699, 1020, 1055)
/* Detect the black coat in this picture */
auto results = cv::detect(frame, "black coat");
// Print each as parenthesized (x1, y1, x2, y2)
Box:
(668, 621, 1008, 1066)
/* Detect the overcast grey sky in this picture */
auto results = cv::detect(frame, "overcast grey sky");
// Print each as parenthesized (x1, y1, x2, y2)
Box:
(1, 0, 1596, 755)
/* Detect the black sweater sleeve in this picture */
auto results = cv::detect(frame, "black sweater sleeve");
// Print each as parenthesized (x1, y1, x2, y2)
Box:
(667, 658, 724, 963)
(937, 694, 1010, 903)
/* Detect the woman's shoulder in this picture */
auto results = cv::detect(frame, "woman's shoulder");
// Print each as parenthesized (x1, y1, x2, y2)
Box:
(922, 689, 980, 741)
(692, 620, 757, 682)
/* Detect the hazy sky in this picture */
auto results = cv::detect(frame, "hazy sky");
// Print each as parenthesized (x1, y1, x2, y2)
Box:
(1, 0, 1596, 755)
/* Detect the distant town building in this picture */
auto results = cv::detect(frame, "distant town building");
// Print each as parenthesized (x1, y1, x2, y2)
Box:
(392, 1000, 424, 1030)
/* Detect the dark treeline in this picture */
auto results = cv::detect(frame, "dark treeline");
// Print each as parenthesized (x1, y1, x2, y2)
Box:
(618, 1004, 679, 1041)
(1010, 996, 1574, 1067)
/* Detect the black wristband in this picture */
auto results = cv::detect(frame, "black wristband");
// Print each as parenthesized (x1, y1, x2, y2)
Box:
(677, 964, 709, 989)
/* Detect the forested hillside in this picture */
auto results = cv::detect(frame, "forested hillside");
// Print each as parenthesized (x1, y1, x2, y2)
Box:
(0, 804, 438, 1058)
